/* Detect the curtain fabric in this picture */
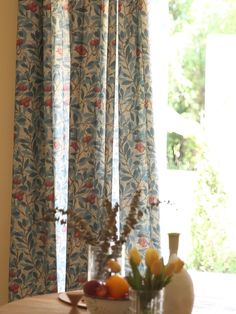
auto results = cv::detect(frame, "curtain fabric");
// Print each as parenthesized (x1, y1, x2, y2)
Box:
(9, 0, 57, 300)
(10, 0, 159, 296)
(118, 1, 160, 255)
(66, 0, 159, 289)
(66, 0, 117, 289)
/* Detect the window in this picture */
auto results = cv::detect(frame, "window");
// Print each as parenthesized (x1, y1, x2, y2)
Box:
(149, 0, 236, 313)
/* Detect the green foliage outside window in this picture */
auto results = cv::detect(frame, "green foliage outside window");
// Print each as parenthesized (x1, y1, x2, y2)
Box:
(167, 133, 201, 170)
(188, 160, 236, 273)
(168, 0, 236, 272)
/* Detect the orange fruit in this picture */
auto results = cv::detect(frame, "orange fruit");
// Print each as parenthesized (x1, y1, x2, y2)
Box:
(106, 275, 129, 299)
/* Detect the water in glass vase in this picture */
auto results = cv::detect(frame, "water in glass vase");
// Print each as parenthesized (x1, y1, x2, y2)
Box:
(129, 289, 163, 314)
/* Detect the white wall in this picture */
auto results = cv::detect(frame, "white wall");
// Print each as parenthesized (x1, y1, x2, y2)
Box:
(0, 0, 18, 305)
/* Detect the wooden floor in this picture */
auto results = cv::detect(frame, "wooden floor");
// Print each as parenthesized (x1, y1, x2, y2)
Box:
(190, 271, 236, 314)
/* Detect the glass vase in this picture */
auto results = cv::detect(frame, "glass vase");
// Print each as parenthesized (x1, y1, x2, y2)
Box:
(129, 289, 163, 314)
(87, 245, 108, 282)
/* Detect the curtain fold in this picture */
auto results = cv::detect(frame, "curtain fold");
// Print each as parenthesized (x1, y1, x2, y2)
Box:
(66, 0, 117, 290)
(118, 0, 160, 254)
(9, 0, 57, 301)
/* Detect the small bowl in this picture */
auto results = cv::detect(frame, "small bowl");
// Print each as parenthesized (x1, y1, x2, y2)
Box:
(85, 295, 130, 314)
(66, 290, 84, 306)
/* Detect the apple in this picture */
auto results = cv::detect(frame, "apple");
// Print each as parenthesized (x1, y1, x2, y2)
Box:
(83, 280, 101, 296)
(96, 284, 109, 298)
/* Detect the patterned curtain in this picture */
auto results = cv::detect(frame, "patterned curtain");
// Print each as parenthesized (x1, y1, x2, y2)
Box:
(10, 0, 159, 295)
(118, 1, 160, 256)
(66, 0, 159, 289)
(66, 0, 117, 289)
(9, 0, 56, 300)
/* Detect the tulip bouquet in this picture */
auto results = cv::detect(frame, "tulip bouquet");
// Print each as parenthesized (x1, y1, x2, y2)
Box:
(127, 247, 184, 290)
(127, 247, 184, 313)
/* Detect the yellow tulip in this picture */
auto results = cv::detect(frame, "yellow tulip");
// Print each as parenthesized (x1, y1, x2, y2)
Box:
(150, 258, 163, 276)
(164, 262, 176, 276)
(145, 248, 159, 268)
(129, 247, 141, 265)
(106, 259, 121, 273)
(173, 258, 184, 273)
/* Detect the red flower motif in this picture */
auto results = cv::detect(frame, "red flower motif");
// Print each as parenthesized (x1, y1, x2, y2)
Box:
(95, 99, 102, 109)
(13, 177, 21, 185)
(20, 97, 31, 108)
(14, 191, 24, 201)
(56, 47, 63, 56)
(16, 38, 24, 46)
(136, 48, 141, 57)
(100, 4, 106, 12)
(44, 85, 52, 92)
(77, 276, 87, 284)
(44, 99, 52, 107)
(85, 194, 96, 204)
(9, 271, 16, 278)
(47, 193, 54, 202)
(39, 234, 47, 244)
(71, 141, 79, 151)
(45, 3, 51, 11)
(135, 142, 145, 153)
(63, 3, 69, 11)
(45, 180, 53, 188)
(84, 181, 93, 189)
(74, 230, 80, 238)
(54, 140, 60, 150)
(148, 195, 158, 205)
(138, 2, 143, 10)
(138, 236, 148, 248)
(144, 99, 149, 108)
(111, 39, 116, 46)
(9, 283, 20, 294)
(48, 274, 57, 281)
(63, 84, 70, 91)
(26, 3, 38, 12)
(18, 83, 27, 91)
(90, 39, 99, 47)
(94, 86, 101, 93)
(82, 134, 91, 143)
(118, 1, 122, 12)
(74, 45, 87, 56)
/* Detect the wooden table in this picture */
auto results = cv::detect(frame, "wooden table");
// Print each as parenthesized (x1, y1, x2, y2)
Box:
(0, 293, 87, 314)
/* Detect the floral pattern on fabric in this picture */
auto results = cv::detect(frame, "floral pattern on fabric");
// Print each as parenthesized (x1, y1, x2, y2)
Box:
(11, 0, 160, 295)
(66, 0, 117, 290)
(118, 0, 160, 261)
(66, 0, 159, 288)
(9, 0, 57, 300)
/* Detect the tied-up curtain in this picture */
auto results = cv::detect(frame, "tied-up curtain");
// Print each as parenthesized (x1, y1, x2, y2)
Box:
(10, 0, 160, 296)
(9, 0, 57, 300)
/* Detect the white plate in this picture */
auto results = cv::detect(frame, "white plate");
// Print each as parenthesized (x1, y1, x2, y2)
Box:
(58, 290, 87, 308)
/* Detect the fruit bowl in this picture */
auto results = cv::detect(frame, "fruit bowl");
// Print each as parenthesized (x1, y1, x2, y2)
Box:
(83, 275, 130, 314)
(85, 295, 130, 314)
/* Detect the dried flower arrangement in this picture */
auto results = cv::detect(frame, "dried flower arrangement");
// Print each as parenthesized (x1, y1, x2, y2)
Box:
(45, 190, 144, 279)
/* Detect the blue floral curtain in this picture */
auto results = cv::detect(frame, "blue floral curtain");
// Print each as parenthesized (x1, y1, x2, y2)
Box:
(66, 0, 159, 289)
(118, 0, 160, 255)
(66, 0, 117, 289)
(9, 0, 57, 300)
(10, 0, 159, 296)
